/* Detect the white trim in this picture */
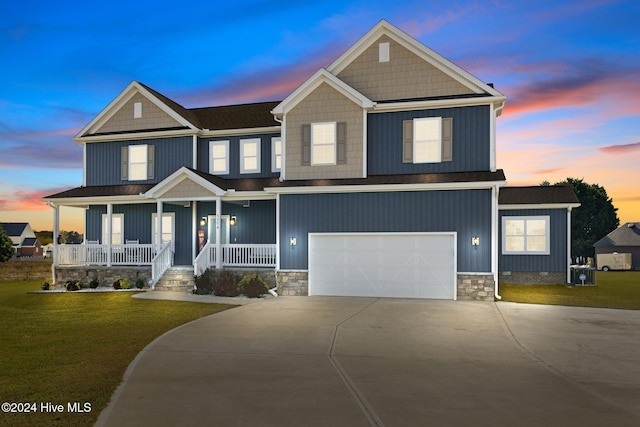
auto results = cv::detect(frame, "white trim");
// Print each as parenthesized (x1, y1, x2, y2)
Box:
(490, 104, 496, 172)
(102, 212, 124, 245)
(327, 20, 503, 98)
(128, 144, 148, 181)
(82, 143, 87, 187)
(501, 215, 551, 255)
(152, 212, 175, 246)
(311, 122, 337, 166)
(200, 126, 281, 137)
(192, 135, 198, 169)
(272, 69, 374, 116)
(146, 166, 226, 198)
(275, 194, 280, 270)
(362, 110, 367, 178)
(373, 96, 506, 114)
(499, 203, 581, 210)
(77, 128, 198, 144)
(492, 185, 500, 296)
(240, 138, 261, 174)
(74, 81, 198, 141)
(209, 140, 229, 175)
(413, 117, 442, 164)
(567, 207, 572, 284)
(266, 179, 506, 195)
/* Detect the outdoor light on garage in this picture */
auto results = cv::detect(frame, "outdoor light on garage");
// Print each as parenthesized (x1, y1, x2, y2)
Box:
(289, 236, 296, 246)
(472, 236, 480, 247)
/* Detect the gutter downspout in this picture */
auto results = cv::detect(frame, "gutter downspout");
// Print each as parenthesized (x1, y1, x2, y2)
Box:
(493, 184, 502, 300)
(567, 207, 573, 284)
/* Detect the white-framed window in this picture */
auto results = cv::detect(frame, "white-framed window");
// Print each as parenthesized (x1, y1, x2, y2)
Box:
(102, 214, 124, 245)
(311, 122, 336, 165)
(240, 138, 261, 173)
(133, 102, 142, 118)
(271, 136, 282, 172)
(152, 212, 175, 246)
(128, 144, 148, 180)
(502, 216, 550, 255)
(209, 140, 229, 175)
(413, 117, 441, 163)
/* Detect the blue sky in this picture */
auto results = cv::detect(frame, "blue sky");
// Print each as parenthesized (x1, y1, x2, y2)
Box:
(1, 0, 639, 231)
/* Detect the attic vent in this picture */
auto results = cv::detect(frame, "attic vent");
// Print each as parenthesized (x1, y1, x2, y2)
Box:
(379, 42, 390, 63)
(134, 102, 142, 119)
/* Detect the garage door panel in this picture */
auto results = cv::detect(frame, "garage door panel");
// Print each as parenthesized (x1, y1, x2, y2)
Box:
(309, 233, 456, 300)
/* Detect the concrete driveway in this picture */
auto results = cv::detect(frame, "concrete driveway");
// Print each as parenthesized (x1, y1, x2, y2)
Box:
(96, 297, 640, 426)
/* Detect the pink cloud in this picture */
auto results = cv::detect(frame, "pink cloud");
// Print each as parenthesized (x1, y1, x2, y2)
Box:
(0, 188, 58, 211)
(599, 142, 640, 154)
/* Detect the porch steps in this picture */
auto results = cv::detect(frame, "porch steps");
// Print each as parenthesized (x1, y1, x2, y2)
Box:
(153, 266, 195, 292)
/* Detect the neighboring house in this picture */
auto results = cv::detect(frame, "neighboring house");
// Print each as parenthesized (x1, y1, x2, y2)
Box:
(593, 222, 640, 270)
(42, 20, 578, 300)
(0, 222, 43, 257)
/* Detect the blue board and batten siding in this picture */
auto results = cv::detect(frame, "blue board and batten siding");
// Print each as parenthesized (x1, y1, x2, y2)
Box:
(196, 200, 276, 244)
(85, 136, 193, 186)
(196, 133, 281, 179)
(279, 189, 493, 272)
(367, 105, 490, 175)
(498, 209, 568, 272)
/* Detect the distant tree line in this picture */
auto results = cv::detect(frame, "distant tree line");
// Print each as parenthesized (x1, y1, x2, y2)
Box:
(35, 231, 84, 245)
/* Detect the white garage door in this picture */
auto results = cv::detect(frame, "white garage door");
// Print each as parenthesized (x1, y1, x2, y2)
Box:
(308, 233, 456, 299)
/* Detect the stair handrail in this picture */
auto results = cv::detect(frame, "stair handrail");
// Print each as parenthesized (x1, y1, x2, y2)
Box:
(193, 241, 213, 276)
(151, 241, 174, 289)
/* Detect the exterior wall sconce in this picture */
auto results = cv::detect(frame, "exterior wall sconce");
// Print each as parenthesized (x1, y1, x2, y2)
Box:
(230, 216, 237, 226)
(290, 236, 296, 246)
(200, 217, 207, 227)
(472, 236, 480, 246)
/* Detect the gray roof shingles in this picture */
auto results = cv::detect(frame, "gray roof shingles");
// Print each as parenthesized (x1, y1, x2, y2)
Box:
(594, 223, 640, 247)
(499, 185, 580, 205)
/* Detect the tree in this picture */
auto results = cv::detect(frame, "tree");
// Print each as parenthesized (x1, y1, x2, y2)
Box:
(553, 178, 619, 259)
(0, 226, 15, 262)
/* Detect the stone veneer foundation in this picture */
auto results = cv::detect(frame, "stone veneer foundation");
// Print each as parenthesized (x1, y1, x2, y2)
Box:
(277, 270, 496, 301)
(499, 271, 567, 285)
(55, 266, 152, 288)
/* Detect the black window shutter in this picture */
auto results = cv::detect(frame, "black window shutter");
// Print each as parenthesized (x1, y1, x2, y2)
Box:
(441, 118, 452, 162)
(402, 120, 413, 163)
(302, 124, 311, 166)
(121, 146, 128, 180)
(337, 122, 346, 164)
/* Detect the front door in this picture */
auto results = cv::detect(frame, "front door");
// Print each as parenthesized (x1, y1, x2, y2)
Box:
(208, 215, 230, 244)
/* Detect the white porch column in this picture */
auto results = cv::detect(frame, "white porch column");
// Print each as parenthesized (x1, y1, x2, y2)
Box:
(567, 207, 573, 284)
(51, 203, 59, 284)
(192, 201, 197, 262)
(156, 200, 163, 250)
(106, 203, 113, 267)
(275, 194, 280, 270)
(492, 185, 500, 299)
(215, 197, 221, 268)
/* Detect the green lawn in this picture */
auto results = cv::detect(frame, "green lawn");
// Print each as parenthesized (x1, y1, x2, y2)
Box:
(499, 271, 640, 310)
(0, 280, 235, 427)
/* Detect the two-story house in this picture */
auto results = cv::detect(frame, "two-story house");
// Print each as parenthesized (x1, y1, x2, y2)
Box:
(43, 20, 579, 300)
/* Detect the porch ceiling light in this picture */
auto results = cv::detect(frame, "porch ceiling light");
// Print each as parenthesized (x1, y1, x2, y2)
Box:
(472, 236, 480, 246)
(200, 217, 207, 227)
(230, 216, 237, 226)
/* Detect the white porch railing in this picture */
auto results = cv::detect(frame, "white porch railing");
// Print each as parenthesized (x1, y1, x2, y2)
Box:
(194, 242, 277, 275)
(57, 243, 156, 266)
(151, 242, 173, 288)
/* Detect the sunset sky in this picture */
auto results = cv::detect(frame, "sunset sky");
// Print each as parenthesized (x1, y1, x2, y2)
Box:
(1, 0, 639, 232)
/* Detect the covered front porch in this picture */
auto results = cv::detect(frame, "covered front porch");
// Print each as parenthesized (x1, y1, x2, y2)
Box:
(45, 167, 278, 287)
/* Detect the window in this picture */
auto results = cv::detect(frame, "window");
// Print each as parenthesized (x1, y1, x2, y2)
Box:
(210, 140, 229, 175)
(240, 138, 261, 173)
(271, 137, 282, 172)
(403, 117, 452, 164)
(502, 216, 550, 255)
(102, 214, 124, 245)
(122, 144, 154, 181)
(134, 102, 142, 118)
(311, 122, 336, 165)
(152, 213, 175, 246)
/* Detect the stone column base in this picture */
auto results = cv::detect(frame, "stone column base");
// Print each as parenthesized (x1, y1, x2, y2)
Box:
(457, 274, 495, 301)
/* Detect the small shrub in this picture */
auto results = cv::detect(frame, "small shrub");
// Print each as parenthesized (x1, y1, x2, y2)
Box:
(66, 280, 81, 291)
(238, 274, 269, 298)
(112, 279, 121, 290)
(212, 270, 240, 297)
(89, 278, 100, 289)
(41, 281, 50, 290)
(135, 277, 146, 289)
(194, 268, 216, 295)
(119, 278, 131, 289)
